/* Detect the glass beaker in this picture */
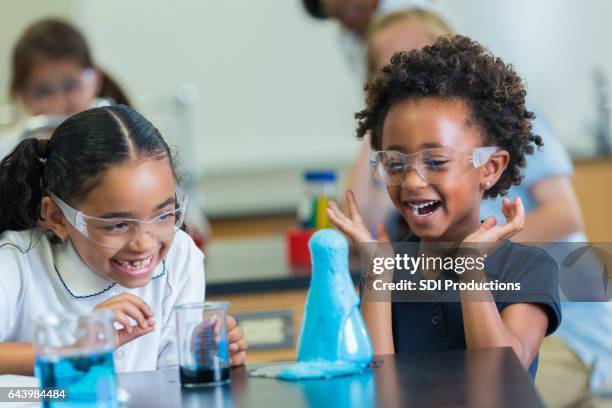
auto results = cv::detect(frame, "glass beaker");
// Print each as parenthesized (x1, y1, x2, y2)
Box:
(33, 309, 118, 406)
(174, 302, 230, 387)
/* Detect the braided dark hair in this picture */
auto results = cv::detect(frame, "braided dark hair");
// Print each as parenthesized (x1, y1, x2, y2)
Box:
(0, 105, 178, 233)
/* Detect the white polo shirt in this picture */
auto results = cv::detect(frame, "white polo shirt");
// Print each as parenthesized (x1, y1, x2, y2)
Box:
(0, 229, 205, 373)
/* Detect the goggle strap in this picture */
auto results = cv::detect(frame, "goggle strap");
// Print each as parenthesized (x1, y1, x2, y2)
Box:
(472, 147, 498, 167)
(75, 212, 87, 232)
(369, 152, 379, 168)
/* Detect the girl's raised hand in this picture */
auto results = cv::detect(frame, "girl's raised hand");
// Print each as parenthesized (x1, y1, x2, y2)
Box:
(463, 197, 525, 244)
(326, 190, 389, 257)
(93, 293, 155, 347)
(326, 190, 373, 244)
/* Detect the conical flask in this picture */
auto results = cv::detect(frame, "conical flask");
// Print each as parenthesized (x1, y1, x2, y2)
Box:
(296, 229, 373, 367)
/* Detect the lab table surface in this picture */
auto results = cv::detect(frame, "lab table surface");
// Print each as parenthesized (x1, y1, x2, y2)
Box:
(118, 347, 544, 408)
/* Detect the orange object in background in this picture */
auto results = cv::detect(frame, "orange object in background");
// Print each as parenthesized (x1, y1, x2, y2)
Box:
(285, 229, 315, 267)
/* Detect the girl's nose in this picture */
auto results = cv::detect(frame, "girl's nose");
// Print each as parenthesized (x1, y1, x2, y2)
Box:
(46, 92, 70, 116)
(401, 166, 429, 189)
(126, 231, 158, 252)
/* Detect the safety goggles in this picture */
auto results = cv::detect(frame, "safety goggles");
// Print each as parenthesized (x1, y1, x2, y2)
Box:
(49, 189, 188, 249)
(370, 146, 499, 186)
(24, 68, 96, 102)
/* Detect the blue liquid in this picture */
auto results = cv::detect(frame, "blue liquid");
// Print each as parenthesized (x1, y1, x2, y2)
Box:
(35, 350, 118, 407)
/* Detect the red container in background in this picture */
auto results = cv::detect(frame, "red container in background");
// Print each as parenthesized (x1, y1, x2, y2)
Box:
(286, 229, 315, 267)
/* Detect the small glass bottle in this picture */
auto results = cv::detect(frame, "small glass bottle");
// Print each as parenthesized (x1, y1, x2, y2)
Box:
(298, 170, 337, 229)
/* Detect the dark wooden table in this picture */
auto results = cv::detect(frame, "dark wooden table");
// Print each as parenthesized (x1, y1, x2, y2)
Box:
(118, 348, 544, 408)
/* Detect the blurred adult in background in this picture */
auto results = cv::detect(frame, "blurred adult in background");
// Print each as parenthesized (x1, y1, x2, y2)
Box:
(0, 18, 131, 158)
(307, 4, 610, 406)
(302, 0, 439, 80)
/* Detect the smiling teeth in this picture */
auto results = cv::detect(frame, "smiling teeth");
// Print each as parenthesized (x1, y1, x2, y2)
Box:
(408, 201, 439, 216)
(409, 201, 437, 209)
(115, 256, 152, 270)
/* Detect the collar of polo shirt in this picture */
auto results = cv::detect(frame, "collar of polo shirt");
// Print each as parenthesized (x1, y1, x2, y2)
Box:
(53, 239, 166, 299)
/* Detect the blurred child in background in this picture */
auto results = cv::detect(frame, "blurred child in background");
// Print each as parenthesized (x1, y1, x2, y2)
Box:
(0, 18, 130, 158)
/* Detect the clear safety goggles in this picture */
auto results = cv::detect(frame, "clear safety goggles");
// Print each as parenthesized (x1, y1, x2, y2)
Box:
(24, 68, 96, 102)
(370, 146, 499, 186)
(49, 189, 188, 249)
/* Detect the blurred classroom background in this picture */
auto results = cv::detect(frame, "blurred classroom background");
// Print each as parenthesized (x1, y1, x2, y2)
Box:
(1, 0, 611, 394)
(2, 0, 612, 224)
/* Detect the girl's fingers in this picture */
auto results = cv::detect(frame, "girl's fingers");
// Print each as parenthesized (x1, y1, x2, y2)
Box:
(226, 315, 236, 331)
(346, 190, 364, 223)
(326, 208, 359, 240)
(206, 315, 222, 336)
(492, 202, 524, 240)
(501, 198, 512, 219)
(98, 293, 153, 318)
(112, 310, 133, 334)
(507, 198, 517, 220)
(227, 324, 244, 344)
(122, 293, 154, 318)
(119, 324, 155, 345)
(117, 301, 149, 329)
(230, 350, 246, 367)
(376, 224, 390, 242)
(326, 208, 351, 234)
(95, 294, 156, 347)
(229, 337, 248, 353)
(328, 201, 353, 226)
(493, 224, 520, 241)
(327, 202, 347, 225)
(464, 217, 496, 242)
(130, 324, 155, 337)
(480, 216, 497, 230)
(330, 199, 368, 234)
(327, 199, 374, 244)
(504, 197, 523, 226)
(511, 197, 525, 229)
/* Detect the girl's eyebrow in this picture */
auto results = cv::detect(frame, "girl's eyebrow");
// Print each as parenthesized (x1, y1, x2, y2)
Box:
(384, 144, 407, 152)
(419, 142, 445, 149)
(384, 142, 445, 152)
(98, 196, 175, 219)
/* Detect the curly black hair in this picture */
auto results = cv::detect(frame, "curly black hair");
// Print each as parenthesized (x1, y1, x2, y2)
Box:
(356, 34, 542, 199)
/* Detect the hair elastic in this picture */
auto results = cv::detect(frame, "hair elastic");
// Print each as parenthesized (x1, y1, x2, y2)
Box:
(37, 139, 49, 162)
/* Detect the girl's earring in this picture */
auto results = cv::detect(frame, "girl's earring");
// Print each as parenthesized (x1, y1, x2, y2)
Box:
(484, 181, 491, 189)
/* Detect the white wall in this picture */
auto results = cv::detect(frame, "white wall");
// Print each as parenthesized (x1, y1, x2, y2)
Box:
(81, 1, 364, 215)
(76, 0, 362, 175)
(437, 0, 612, 156)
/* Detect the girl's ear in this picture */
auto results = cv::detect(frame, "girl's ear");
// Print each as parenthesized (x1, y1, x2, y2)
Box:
(41, 196, 70, 240)
(481, 150, 510, 189)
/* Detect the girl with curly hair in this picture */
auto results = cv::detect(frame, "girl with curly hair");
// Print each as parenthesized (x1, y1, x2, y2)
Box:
(327, 35, 561, 379)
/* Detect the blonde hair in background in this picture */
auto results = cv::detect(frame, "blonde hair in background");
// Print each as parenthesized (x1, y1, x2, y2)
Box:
(365, 8, 453, 77)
